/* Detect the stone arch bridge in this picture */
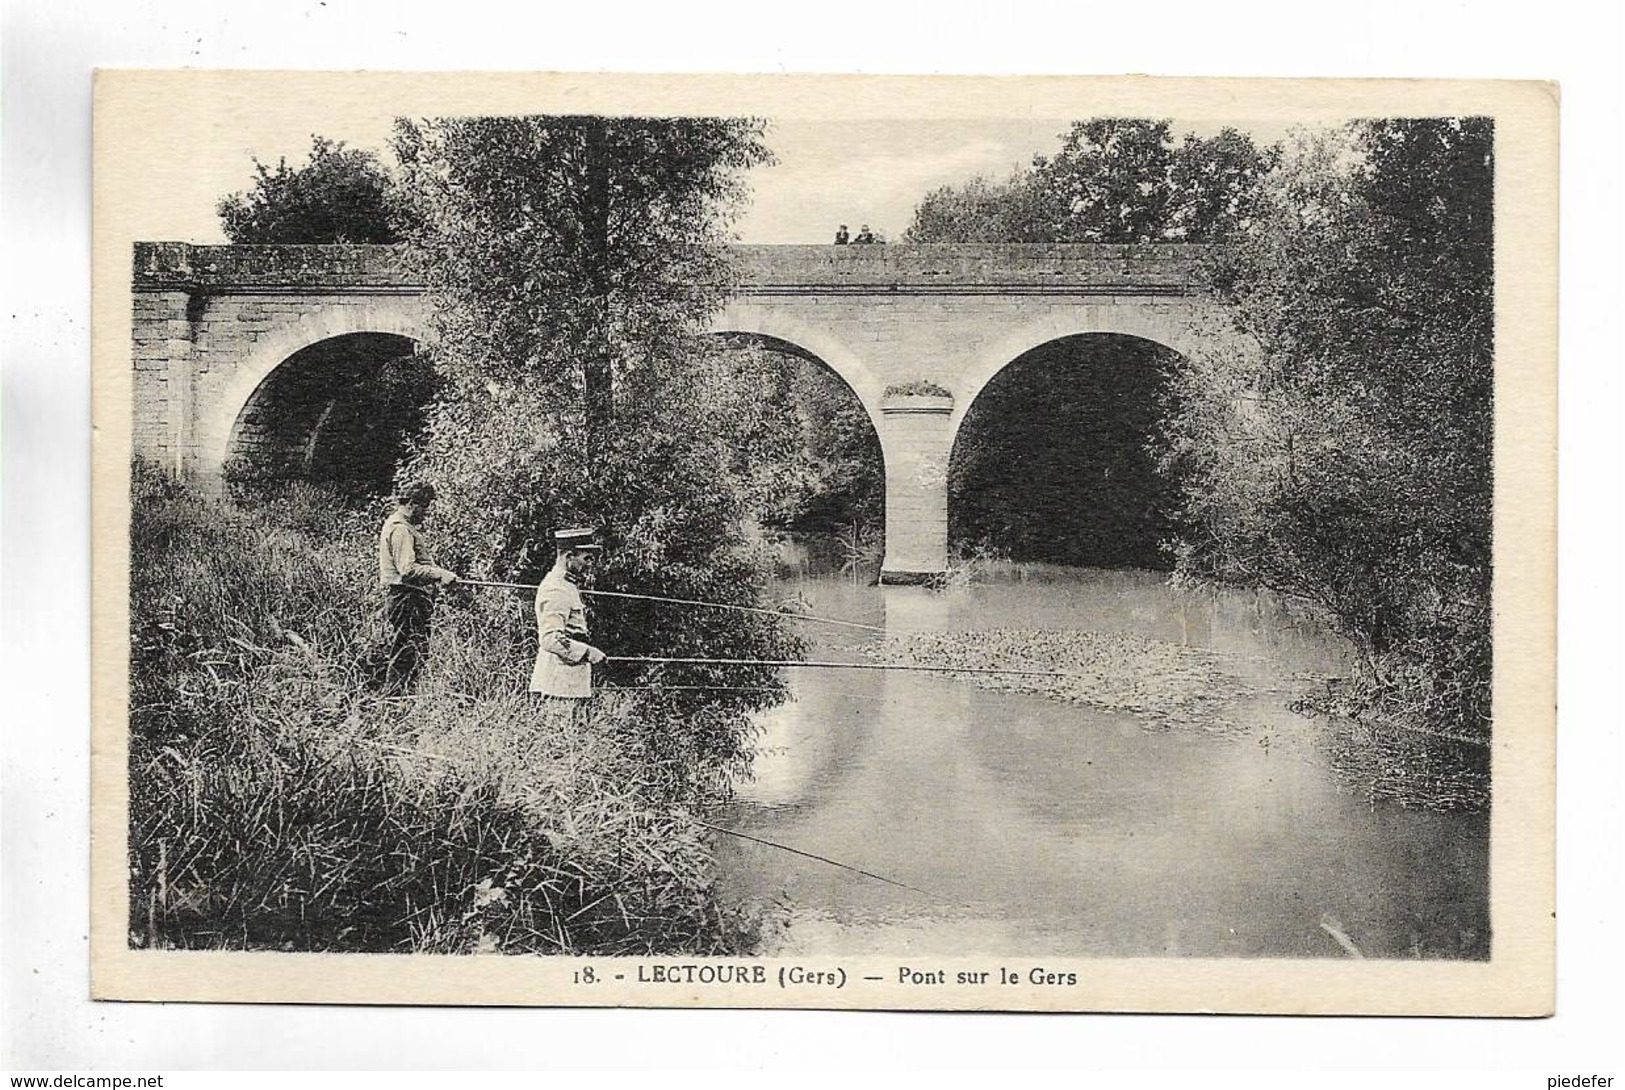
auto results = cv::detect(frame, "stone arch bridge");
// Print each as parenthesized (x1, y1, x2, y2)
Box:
(131, 241, 1224, 580)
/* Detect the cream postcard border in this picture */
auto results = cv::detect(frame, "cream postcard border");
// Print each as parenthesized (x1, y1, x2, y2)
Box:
(89, 71, 1557, 1014)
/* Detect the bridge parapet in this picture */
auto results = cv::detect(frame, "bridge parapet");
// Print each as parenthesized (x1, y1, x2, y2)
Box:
(732, 243, 1210, 295)
(133, 241, 1211, 296)
(133, 242, 419, 292)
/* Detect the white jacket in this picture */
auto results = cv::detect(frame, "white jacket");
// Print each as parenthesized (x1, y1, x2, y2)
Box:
(528, 560, 600, 698)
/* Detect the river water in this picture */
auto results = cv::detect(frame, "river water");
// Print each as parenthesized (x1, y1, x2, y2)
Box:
(716, 566, 1489, 959)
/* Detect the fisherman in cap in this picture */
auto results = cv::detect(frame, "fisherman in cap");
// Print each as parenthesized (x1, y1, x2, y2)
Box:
(530, 527, 608, 705)
(377, 481, 459, 695)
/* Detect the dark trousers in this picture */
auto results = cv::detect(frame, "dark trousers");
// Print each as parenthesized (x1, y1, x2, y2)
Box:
(382, 585, 434, 695)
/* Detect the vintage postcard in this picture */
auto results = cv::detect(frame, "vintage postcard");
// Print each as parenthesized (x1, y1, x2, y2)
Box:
(90, 71, 1556, 1013)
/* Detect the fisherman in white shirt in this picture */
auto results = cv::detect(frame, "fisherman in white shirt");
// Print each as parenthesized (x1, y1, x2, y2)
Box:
(376, 481, 458, 694)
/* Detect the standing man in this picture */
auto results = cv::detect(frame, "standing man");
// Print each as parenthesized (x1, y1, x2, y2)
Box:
(530, 527, 608, 711)
(377, 481, 458, 695)
(833, 224, 850, 245)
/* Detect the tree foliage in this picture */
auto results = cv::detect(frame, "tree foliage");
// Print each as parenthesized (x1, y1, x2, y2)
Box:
(217, 136, 401, 244)
(906, 120, 1275, 244)
(392, 115, 799, 756)
(709, 338, 884, 534)
(1161, 119, 1494, 734)
(906, 172, 1057, 245)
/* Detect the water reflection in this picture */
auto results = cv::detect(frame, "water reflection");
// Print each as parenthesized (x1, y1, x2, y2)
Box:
(718, 568, 1489, 959)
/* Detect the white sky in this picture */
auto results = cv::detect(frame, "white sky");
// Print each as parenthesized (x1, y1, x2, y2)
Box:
(152, 116, 1294, 245)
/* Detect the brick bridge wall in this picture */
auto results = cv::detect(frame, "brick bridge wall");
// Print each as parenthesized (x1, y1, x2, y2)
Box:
(130, 242, 1227, 579)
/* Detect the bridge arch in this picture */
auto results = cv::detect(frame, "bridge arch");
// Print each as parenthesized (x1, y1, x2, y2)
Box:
(702, 324, 888, 573)
(949, 330, 1186, 570)
(711, 300, 887, 433)
(198, 299, 429, 479)
(948, 304, 1213, 441)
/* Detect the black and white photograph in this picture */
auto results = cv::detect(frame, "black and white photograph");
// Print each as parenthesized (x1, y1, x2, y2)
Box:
(87, 71, 1556, 1013)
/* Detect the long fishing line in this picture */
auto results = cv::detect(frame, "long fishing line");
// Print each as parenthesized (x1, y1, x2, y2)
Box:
(690, 817, 948, 900)
(458, 579, 885, 634)
(603, 683, 898, 706)
(611, 655, 1081, 679)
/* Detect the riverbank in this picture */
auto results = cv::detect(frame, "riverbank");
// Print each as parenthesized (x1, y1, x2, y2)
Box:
(127, 465, 771, 955)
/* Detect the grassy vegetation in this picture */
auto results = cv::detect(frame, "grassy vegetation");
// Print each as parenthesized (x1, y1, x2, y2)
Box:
(128, 462, 771, 954)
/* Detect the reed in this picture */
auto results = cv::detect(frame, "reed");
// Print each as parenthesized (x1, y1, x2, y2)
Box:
(127, 462, 770, 954)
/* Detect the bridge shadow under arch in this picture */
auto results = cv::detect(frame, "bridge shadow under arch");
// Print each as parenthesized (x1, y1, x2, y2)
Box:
(949, 333, 1183, 570)
(225, 332, 436, 503)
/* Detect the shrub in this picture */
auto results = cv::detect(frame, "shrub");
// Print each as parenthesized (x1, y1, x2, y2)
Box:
(217, 136, 403, 244)
(1160, 120, 1493, 738)
(883, 380, 952, 398)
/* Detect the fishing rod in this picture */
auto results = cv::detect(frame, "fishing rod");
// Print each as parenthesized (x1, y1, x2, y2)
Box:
(348, 735, 946, 898)
(607, 684, 790, 694)
(691, 817, 945, 899)
(611, 655, 1080, 679)
(457, 579, 885, 634)
(588, 588, 886, 634)
(604, 683, 901, 707)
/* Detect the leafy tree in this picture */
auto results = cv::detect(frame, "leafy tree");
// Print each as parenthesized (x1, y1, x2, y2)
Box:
(790, 363, 884, 531)
(906, 171, 1057, 243)
(1161, 119, 1494, 734)
(392, 115, 799, 770)
(905, 120, 1274, 244)
(707, 337, 884, 534)
(1036, 119, 1176, 242)
(1167, 127, 1278, 242)
(695, 338, 812, 527)
(217, 136, 401, 244)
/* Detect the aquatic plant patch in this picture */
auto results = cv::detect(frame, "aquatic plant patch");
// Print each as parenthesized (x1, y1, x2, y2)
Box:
(868, 628, 1260, 731)
(870, 627, 1487, 812)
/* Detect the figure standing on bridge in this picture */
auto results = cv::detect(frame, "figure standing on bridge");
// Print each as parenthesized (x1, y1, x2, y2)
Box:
(833, 224, 850, 245)
(853, 224, 876, 244)
(377, 481, 459, 695)
(530, 527, 608, 718)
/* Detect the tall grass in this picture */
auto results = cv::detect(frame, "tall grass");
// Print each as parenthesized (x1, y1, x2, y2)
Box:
(128, 462, 769, 954)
